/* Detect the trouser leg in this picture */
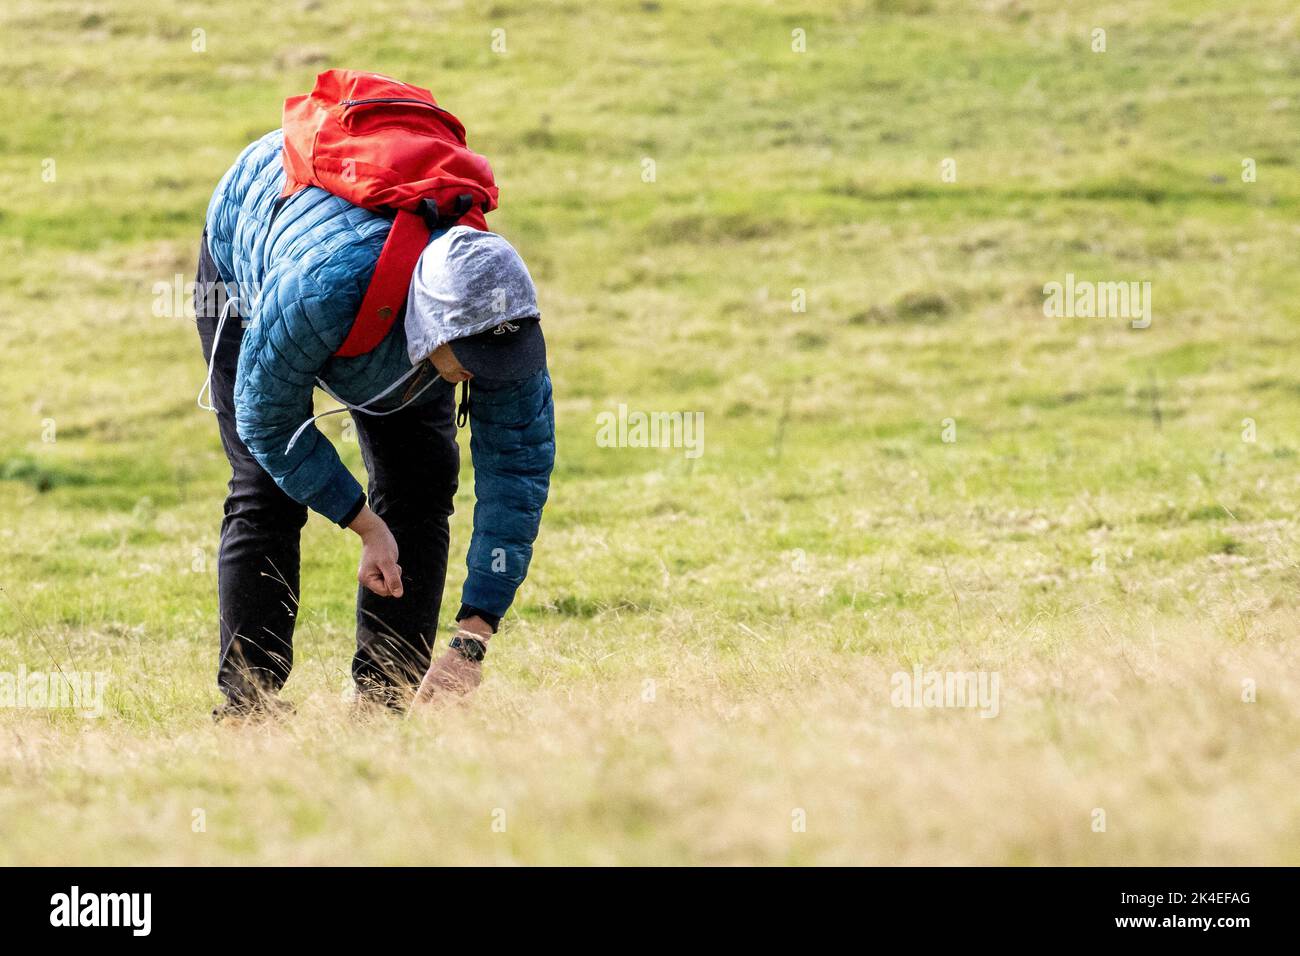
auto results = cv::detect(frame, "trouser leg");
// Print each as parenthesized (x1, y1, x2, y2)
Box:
(194, 229, 307, 706)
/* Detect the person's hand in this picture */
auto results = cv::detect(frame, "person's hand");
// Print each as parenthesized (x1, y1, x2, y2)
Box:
(413, 648, 481, 702)
(411, 616, 492, 706)
(348, 505, 403, 598)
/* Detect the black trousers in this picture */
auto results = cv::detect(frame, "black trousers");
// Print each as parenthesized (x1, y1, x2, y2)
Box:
(194, 231, 458, 707)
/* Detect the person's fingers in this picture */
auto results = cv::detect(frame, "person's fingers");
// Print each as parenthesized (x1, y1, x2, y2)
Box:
(412, 669, 437, 706)
(380, 559, 404, 598)
(360, 565, 390, 597)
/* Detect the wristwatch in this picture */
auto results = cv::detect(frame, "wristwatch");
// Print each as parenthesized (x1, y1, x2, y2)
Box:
(450, 634, 487, 662)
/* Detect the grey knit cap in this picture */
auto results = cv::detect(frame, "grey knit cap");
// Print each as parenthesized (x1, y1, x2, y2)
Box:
(404, 225, 541, 366)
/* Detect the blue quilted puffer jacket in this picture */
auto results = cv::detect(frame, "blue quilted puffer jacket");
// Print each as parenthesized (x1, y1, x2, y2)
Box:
(204, 129, 554, 619)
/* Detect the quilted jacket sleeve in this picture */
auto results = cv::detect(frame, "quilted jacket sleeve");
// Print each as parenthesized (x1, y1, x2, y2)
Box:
(233, 264, 365, 525)
(460, 369, 555, 617)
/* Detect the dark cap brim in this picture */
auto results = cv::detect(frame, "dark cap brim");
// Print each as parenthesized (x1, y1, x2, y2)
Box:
(448, 318, 546, 383)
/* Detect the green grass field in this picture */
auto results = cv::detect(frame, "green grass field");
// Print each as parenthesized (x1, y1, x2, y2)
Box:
(1, 0, 1298, 864)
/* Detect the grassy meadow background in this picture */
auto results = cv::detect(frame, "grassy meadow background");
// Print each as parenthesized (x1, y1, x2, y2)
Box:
(1, 0, 1298, 864)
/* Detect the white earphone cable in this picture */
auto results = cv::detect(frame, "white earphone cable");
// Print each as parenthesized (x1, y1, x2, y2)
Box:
(196, 293, 243, 412)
